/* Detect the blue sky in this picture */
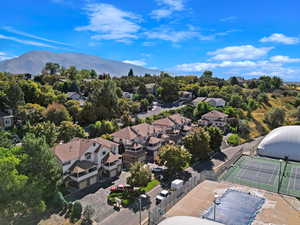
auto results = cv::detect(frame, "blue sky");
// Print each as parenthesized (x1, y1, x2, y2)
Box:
(0, 0, 300, 80)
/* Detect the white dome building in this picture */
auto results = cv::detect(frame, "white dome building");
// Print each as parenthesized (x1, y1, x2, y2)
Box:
(257, 126, 300, 161)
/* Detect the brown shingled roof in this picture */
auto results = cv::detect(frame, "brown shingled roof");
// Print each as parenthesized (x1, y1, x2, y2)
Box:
(202, 110, 228, 119)
(103, 152, 122, 164)
(93, 137, 119, 149)
(131, 123, 156, 137)
(53, 138, 96, 162)
(111, 126, 137, 140)
(152, 117, 175, 128)
(148, 136, 162, 144)
(168, 113, 190, 125)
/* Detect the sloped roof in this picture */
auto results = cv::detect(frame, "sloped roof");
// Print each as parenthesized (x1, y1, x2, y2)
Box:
(192, 97, 206, 104)
(148, 136, 162, 144)
(111, 126, 138, 140)
(131, 123, 157, 137)
(159, 216, 224, 225)
(202, 110, 228, 119)
(169, 114, 190, 125)
(103, 152, 122, 164)
(53, 138, 96, 162)
(152, 117, 175, 128)
(93, 137, 119, 149)
(205, 98, 225, 104)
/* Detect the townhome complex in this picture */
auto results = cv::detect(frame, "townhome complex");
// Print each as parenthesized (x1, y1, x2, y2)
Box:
(53, 137, 122, 190)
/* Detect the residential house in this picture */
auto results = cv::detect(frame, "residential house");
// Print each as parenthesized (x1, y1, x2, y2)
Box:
(67, 92, 86, 106)
(179, 91, 193, 101)
(204, 98, 226, 107)
(199, 110, 228, 128)
(145, 83, 156, 94)
(0, 110, 14, 129)
(122, 91, 133, 99)
(192, 97, 207, 106)
(53, 137, 121, 190)
(192, 97, 226, 107)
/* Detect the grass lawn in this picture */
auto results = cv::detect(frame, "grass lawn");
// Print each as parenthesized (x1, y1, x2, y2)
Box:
(140, 179, 160, 192)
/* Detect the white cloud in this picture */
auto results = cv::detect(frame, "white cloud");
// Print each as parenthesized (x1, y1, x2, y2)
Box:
(2, 26, 71, 46)
(260, 33, 299, 45)
(0, 52, 15, 61)
(145, 26, 212, 43)
(0, 34, 56, 48)
(208, 45, 273, 60)
(270, 55, 300, 63)
(151, 0, 184, 19)
(220, 16, 237, 22)
(123, 60, 146, 67)
(174, 59, 300, 79)
(76, 3, 141, 42)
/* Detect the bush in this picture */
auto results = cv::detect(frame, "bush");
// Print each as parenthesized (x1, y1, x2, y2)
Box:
(140, 179, 160, 192)
(81, 205, 95, 225)
(227, 134, 240, 146)
(52, 191, 67, 210)
(70, 201, 82, 223)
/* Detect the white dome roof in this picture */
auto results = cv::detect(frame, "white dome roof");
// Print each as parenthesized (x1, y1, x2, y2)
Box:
(257, 126, 300, 161)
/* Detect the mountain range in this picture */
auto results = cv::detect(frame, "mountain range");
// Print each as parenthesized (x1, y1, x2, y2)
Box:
(0, 51, 160, 76)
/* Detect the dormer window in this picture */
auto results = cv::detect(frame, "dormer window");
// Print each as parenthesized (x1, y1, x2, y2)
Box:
(102, 151, 106, 155)
(85, 152, 92, 160)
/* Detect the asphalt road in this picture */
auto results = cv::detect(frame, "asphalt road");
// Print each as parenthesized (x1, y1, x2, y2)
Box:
(97, 137, 263, 225)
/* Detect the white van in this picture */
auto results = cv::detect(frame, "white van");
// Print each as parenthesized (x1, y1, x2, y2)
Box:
(171, 179, 184, 191)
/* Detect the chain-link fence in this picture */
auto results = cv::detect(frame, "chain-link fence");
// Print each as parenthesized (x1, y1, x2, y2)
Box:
(148, 173, 205, 225)
(148, 147, 244, 225)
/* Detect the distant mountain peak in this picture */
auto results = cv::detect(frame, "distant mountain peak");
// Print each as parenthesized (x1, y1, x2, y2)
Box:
(0, 51, 160, 76)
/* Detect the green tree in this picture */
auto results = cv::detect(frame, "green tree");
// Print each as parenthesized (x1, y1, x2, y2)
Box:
(202, 70, 213, 78)
(137, 83, 147, 98)
(159, 78, 179, 103)
(257, 93, 269, 104)
(229, 76, 239, 85)
(140, 98, 149, 112)
(0, 130, 14, 148)
(264, 107, 286, 129)
(89, 80, 119, 120)
(158, 145, 191, 175)
(229, 94, 243, 108)
(183, 128, 212, 160)
(17, 103, 46, 125)
(44, 102, 72, 125)
(70, 201, 83, 223)
(0, 147, 31, 218)
(128, 68, 134, 77)
(193, 102, 212, 119)
(43, 62, 61, 75)
(25, 121, 59, 146)
(21, 133, 62, 200)
(238, 120, 251, 138)
(271, 76, 283, 89)
(127, 162, 152, 187)
(227, 134, 240, 146)
(65, 100, 82, 122)
(6, 83, 25, 111)
(206, 126, 223, 152)
(58, 121, 88, 143)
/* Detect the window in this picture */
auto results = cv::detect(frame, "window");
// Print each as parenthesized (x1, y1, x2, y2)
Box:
(102, 151, 106, 155)
(85, 152, 92, 160)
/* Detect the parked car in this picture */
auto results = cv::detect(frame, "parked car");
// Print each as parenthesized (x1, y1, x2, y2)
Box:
(171, 179, 184, 191)
(155, 190, 170, 205)
(110, 184, 134, 192)
(152, 167, 164, 174)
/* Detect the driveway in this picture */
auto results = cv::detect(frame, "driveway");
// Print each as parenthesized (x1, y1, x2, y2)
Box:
(69, 172, 130, 223)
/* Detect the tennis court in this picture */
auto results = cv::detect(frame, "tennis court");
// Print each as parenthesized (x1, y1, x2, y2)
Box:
(222, 156, 300, 198)
(202, 189, 265, 225)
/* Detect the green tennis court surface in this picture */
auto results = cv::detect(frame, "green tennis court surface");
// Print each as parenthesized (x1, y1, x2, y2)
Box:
(222, 155, 300, 198)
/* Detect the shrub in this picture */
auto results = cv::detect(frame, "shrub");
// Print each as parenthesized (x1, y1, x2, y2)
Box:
(70, 201, 82, 223)
(52, 191, 67, 210)
(227, 134, 240, 146)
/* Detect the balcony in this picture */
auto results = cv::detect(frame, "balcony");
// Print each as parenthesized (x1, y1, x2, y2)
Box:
(146, 143, 161, 151)
(103, 160, 122, 171)
(70, 169, 98, 182)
